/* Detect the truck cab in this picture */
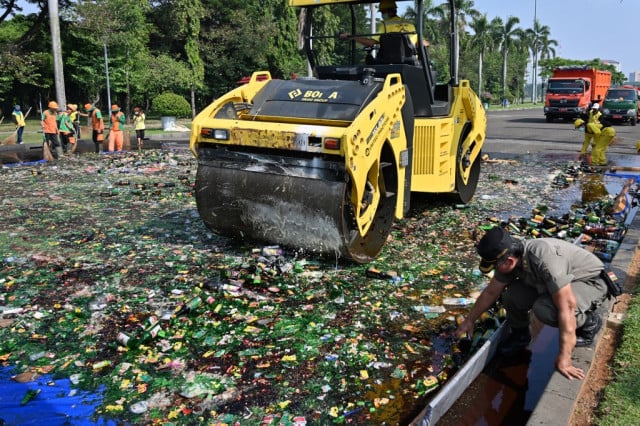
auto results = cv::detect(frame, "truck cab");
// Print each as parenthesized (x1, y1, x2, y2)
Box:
(602, 85, 640, 126)
(544, 77, 591, 122)
(544, 66, 611, 122)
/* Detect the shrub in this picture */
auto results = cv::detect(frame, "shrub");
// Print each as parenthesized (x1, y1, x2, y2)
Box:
(151, 92, 191, 118)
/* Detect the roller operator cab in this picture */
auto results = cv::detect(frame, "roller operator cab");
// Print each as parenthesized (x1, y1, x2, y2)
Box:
(190, 0, 486, 263)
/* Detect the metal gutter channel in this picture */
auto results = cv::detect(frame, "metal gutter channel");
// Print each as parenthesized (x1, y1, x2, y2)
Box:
(410, 323, 507, 425)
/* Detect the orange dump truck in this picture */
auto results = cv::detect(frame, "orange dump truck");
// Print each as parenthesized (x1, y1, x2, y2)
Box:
(544, 66, 611, 122)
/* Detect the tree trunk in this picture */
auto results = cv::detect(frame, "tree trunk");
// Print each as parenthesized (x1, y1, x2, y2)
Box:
(502, 49, 508, 100)
(125, 49, 131, 123)
(48, 0, 66, 108)
(532, 52, 538, 104)
(191, 85, 196, 119)
(478, 51, 483, 99)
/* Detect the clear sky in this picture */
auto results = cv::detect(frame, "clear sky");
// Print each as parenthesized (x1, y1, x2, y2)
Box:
(470, 0, 640, 77)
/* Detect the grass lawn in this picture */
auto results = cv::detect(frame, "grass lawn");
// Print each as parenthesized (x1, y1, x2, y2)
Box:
(596, 283, 640, 424)
(0, 117, 192, 145)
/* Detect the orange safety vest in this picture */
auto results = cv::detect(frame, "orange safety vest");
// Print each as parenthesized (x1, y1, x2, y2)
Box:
(110, 112, 124, 131)
(91, 109, 104, 131)
(42, 110, 58, 134)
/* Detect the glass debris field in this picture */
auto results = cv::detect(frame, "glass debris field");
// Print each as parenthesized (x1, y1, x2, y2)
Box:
(0, 149, 631, 425)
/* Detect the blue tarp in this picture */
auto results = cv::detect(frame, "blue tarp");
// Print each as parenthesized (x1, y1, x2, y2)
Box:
(0, 366, 117, 426)
(1, 159, 48, 168)
(605, 172, 640, 182)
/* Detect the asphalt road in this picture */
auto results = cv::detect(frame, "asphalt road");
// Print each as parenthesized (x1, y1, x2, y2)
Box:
(483, 107, 640, 158)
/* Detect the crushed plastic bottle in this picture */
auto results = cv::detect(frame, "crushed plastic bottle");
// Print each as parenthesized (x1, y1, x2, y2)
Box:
(442, 297, 475, 306)
(261, 245, 283, 257)
(413, 306, 446, 318)
(29, 351, 46, 361)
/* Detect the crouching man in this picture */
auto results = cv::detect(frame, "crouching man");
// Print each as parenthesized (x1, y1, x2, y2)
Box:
(456, 227, 608, 380)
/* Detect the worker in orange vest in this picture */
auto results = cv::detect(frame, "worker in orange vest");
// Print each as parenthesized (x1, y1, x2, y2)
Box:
(84, 103, 104, 153)
(41, 101, 61, 160)
(108, 104, 126, 152)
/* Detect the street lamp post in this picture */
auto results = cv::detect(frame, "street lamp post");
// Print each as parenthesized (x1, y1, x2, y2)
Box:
(532, 0, 537, 104)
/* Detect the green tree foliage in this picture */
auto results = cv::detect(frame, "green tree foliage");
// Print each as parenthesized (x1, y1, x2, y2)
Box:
(468, 13, 498, 98)
(0, 14, 51, 104)
(171, 0, 205, 87)
(304, 4, 370, 66)
(196, 0, 306, 97)
(492, 15, 522, 99)
(72, 0, 151, 111)
(405, 0, 445, 45)
(138, 54, 192, 100)
(151, 91, 191, 117)
(2, 0, 635, 114)
(524, 20, 557, 102)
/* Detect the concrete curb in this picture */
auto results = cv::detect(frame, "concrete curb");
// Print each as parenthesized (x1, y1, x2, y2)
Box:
(526, 208, 640, 425)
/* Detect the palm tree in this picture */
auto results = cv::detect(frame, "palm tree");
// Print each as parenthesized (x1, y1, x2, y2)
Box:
(526, 19, 557, 103)
(537, 34, 558, 101)
(404, 0, 444, 45)
(493, 15, 522, 101)
(509, 30, 532, 103)
(468, 14, 498, 98)
(435, 0, 480, 39)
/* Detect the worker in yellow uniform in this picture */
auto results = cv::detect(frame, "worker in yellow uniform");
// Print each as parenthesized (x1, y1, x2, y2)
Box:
(339, 0, 428, 48)
(576, 103, 603, 162)
(590, 119, 616, 166)
(11, 105, 26, 144)
(67, 104, 81, 141)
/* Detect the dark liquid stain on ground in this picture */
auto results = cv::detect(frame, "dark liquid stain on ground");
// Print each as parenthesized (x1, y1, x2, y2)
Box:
(437, 324, 559, 426)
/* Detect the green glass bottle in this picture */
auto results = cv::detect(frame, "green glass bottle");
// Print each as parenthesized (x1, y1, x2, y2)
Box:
(174, 296, 202, 316)
(20, 389, 41, 405)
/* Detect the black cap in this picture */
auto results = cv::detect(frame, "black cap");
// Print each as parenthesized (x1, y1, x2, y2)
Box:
(477, 226, 513, 273)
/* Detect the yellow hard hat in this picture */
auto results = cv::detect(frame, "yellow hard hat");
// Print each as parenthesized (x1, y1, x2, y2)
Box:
(379, 0, 397, 10)
(574, 118, 585, 128)
(48, 101, 59, 110)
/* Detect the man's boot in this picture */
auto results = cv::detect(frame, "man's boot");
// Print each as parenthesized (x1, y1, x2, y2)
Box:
(499, 326, 531, 356)
(575, 311, 602, 347)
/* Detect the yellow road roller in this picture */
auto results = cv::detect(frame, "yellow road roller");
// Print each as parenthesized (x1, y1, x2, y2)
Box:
(190, 0, 486, 263)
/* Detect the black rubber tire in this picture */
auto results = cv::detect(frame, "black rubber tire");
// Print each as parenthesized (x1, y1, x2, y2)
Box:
(454, 139, 481, 204)
(342, 144, 398, 263)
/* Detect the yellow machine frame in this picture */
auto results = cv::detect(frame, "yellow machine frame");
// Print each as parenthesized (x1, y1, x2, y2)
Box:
(190, 0, 486, 262)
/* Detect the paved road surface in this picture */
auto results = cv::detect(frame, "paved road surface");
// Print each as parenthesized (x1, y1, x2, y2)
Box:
(483, 107, 639, 158)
